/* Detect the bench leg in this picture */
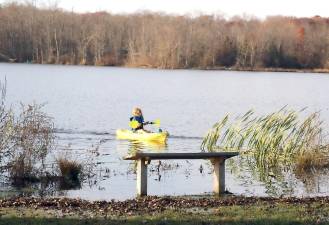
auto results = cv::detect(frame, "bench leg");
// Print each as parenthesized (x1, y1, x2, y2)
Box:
(213, 158, 225, 195)
(137, 159, 147, 196)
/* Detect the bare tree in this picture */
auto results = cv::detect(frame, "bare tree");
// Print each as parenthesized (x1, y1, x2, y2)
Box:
(0, 3, 328, 69)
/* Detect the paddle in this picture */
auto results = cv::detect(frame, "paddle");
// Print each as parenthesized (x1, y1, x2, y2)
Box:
(129, 119, 161, 129)
(129, 120, 140, 129)
(153, 119, 161, 127)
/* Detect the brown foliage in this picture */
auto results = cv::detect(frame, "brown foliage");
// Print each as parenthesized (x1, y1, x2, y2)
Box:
(57, 157, 82, 181)
(0, 81, 54, 181)
(0, 3, 328, 69)
(1, 196, 329, 216)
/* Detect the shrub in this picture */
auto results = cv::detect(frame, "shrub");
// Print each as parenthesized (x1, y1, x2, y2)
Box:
(0, 80, 15, 168)
(0, 80, 54, 181)
(57, 157, 83, 181)
(8, 155, 36, 185)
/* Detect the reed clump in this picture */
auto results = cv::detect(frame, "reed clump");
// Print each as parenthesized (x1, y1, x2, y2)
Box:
(201, 109, 329, 168)
(295, 147, 329, 172)
(57, 157, 83, 182)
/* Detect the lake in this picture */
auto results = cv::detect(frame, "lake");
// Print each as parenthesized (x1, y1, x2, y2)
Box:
(1, 63, 329, 200)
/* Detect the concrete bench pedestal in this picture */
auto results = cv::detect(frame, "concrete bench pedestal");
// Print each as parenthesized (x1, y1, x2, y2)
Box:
(124, 152, 239, 197)
(136, 158, 148, 196)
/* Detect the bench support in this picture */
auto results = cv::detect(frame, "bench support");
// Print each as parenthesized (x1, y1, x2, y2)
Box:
(212, 158, 225, 194)
(125, 152, 239, 197)
(137, 159, 147, 196)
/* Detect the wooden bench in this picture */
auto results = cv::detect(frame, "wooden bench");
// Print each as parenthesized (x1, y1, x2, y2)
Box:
(124, 152, 239, 196)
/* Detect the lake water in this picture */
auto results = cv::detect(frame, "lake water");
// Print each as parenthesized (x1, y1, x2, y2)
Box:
(1, 63, 329, 200)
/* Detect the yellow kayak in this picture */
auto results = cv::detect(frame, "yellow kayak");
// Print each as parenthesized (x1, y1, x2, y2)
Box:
(116, 129, 169, 143)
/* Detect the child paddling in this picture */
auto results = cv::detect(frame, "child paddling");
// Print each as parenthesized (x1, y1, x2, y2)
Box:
(130, 107, 153, 132)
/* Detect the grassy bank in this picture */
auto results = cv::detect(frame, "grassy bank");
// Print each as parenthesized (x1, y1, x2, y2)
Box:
(1, 196, 329, 225)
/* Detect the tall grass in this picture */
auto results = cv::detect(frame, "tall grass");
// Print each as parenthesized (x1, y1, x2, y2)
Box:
(201, 109, 328, 168)
(57, 157, 82, 181)
(56, 157, 83, 189)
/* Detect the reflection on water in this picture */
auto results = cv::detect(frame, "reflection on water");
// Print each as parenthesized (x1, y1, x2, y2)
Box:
(116, 140, 167, 159)
(228, 155, 329, 197)
(127, 140, 168, 153)
(294, 167, 329, 195)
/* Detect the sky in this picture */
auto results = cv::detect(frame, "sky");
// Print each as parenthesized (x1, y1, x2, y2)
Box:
(1, 0, 329, 18)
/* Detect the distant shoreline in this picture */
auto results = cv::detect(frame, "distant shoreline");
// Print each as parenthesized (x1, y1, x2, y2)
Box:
(2, 61, 329, 74)
(1, 4, 329, 77)
(203, 66, 329, 74)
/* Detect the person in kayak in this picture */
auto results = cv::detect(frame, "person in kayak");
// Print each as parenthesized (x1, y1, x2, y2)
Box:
(130, 107, 153, 132)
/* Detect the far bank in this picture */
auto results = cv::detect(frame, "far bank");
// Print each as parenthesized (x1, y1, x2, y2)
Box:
(2, 61, 329, 74)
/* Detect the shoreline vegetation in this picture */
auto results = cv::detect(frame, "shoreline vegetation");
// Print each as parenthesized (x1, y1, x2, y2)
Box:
(3, 59, 329, 75)
(4, 61, 329, 74)
(190, 66, 329, 74)
(202, 109, 329, 167)
(1, 196, 329, 224)
(0, 3, 329, 73)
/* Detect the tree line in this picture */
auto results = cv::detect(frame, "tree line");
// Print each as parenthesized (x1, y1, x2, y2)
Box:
(0, 3, 329, 70)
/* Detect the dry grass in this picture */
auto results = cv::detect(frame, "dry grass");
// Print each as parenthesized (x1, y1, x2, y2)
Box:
(1, 80, 54, 181)
(57, 157, 83, 181)
(8, 155, 35, 185)
(295, 147, 329, 172)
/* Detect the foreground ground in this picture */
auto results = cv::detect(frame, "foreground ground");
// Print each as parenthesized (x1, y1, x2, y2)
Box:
(0, 196, 329, 225)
